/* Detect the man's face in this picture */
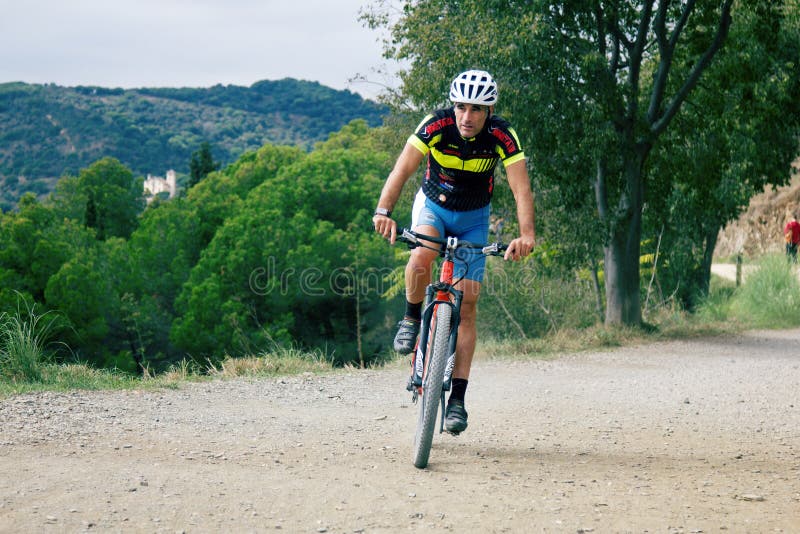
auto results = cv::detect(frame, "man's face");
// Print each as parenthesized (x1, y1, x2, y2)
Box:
(453, 102, 491, 138)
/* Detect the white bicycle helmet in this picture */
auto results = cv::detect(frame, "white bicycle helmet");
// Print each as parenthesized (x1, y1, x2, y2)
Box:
(449, 69, 498, 105)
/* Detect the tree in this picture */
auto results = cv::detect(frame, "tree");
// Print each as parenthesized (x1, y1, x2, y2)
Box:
(0, 193, 95, 303)
(78, 157, 143, 240)
(645, 1, 800, 309)
(188, 141, 220, 189)
(44, 248, 113, 363)
(367, 0, 763, 326)
(171, 121, 396, 364)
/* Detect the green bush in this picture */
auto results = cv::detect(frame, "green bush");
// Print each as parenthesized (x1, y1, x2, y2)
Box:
(729, 254, 800, 328)
(478, 259, 601, 341)
(695, 274, 737, 323)
(0, 296, 62, 382)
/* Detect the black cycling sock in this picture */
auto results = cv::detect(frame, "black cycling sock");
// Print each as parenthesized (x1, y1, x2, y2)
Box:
(449, 378, 468, 405)
(405, 300, 423, 322)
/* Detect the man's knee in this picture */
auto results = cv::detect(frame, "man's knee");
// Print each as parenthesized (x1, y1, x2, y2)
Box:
(459, 299, 479, 325)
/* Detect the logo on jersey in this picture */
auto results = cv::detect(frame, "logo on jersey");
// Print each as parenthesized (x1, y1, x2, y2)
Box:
(422, 116, 455, 139)
(489, 125, 516, 154)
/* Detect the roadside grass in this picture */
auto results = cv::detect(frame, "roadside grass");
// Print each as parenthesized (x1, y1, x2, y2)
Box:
(725, 254, 800, 328)
(476, 307, 738, 363)
(2, 259, 795, 398)
(0, 297, 58, 383)
(0, 333, 343, 399)
(204, 344, 335, 378)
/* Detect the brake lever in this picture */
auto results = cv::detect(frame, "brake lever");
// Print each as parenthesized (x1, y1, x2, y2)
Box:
(481, 242, 507, 256)
(398, 228, 420, 249)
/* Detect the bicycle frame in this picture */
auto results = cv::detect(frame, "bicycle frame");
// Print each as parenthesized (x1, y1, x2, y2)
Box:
(411, 237, 463, 396)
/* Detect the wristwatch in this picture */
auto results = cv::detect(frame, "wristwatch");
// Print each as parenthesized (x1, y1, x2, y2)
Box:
(374, 207, 392, 217)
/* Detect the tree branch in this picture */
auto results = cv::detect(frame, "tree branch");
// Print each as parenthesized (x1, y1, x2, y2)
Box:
(669, 0, 696, 49)
(626, 1, 656, 120)
(651, 0, 733, 137)
(496, 297, 528, 340)
(648, 0, 696, 124)
(600, 2, 624, 74)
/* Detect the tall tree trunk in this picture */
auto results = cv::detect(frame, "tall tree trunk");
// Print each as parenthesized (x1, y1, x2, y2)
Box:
(590, 257, 604, 323)
(603, 220, 642, 325)
(699, 227, 719, 298)
(597, 153, 647, 326)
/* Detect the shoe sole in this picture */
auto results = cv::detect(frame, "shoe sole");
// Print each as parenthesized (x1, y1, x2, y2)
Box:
(444, 421, 467, 435)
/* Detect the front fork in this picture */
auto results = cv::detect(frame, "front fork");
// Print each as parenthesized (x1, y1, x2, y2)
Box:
(409, 284, 462, 431)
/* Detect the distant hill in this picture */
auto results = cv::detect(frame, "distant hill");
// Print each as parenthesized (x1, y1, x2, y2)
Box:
(0, 79, 388, 210)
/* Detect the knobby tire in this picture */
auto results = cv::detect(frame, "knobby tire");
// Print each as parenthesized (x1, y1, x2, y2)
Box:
(412, 303, 452, 469)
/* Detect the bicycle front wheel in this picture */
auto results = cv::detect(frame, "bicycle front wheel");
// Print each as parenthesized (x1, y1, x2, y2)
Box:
(412, 303, 452, 469)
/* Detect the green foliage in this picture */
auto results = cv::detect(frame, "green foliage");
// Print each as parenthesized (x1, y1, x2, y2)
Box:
(44, 248, 113, 361)
(0, 194, 96, 302)
(0, 294, 62, 382)
(77, 157, 144, 240)
(120, 144, 308, 368)
(729, 255, 800, 328)
(646, 1, 800, 308)
(695, 276, 737, 323)
(188, 141, 219, 189)
(479, 256, 600, 341)
(0, 80, 387, 209)
(0, 101, 399, 371)
(171, 121, 397, 365)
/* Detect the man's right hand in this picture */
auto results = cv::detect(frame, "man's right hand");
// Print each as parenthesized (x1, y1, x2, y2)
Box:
(373, 214, 397, 244)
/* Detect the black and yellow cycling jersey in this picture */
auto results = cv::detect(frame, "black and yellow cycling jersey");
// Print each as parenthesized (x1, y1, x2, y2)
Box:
(408, 107, 526, 211)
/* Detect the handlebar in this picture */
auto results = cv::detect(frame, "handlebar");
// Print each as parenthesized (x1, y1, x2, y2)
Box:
(396, 227, 508, 257)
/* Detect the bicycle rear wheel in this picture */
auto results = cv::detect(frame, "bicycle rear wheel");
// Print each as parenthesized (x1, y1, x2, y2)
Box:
(412, 303, 452, 469)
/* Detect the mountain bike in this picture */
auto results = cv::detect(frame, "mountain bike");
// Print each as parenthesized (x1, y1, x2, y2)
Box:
(396, 227, 507, 469)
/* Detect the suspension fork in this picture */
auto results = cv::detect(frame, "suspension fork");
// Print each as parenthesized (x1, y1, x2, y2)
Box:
(411, 237, 463, 391)
(412, 260, 463, 390)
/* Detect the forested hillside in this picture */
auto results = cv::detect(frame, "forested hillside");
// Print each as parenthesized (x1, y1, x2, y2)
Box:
(0, 79, 387, 211)
(0, 122, 410, 372)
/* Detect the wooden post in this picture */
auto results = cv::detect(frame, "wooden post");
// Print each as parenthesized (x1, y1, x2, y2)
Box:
(736, 254, 742, 287)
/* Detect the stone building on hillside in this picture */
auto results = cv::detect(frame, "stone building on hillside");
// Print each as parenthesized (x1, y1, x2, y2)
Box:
(143, 170, 177, 203)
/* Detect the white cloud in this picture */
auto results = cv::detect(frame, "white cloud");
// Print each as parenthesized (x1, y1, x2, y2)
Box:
(0, 0, 396, 98)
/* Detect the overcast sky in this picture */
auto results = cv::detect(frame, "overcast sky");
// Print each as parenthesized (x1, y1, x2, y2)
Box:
(0, 0, 397, 100)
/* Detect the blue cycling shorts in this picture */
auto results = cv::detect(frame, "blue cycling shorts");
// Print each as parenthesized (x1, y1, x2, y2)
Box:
(410, 190, 490, 282)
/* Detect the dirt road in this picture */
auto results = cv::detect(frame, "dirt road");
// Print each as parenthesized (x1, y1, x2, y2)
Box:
(1, 329, 799, 533)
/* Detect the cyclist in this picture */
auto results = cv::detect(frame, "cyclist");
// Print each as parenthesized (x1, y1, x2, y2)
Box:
(372, 69, 536, 434)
